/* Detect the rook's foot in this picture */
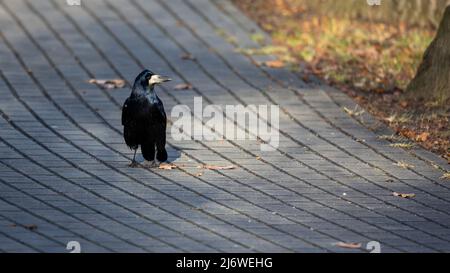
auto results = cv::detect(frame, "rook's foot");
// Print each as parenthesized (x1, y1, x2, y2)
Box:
(142, 160, 156, 168)
(156, 160, 166, 167)
(128, 161, 139, 168)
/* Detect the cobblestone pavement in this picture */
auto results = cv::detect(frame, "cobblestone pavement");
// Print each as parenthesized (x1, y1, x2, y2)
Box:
(0, 0, 449, 253)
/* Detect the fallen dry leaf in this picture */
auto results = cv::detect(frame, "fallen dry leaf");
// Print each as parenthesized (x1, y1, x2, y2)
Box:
(393, 192, 416, 198)
(181, 53, 196, 60)
(335, 242, 362, 249)
(174, 83, 193, 90)
(398, 128, 416, 139)
(399, 100, 409, 108)
(159, 163, 177, 170)
(88, 79, 126, 89)
(441, 173, 450, 180)
(176, 20, 185, 27)
(200, 165, 236, 170)
(263, 60, 285, 68)
(416, 132, 430, 142)
(24, 224, 38, 231)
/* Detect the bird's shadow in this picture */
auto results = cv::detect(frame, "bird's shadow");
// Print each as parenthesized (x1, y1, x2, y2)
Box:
(166, 145, 183, 163)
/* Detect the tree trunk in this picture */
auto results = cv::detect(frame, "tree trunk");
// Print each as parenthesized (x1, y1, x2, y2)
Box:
(405, 5, 450, 103)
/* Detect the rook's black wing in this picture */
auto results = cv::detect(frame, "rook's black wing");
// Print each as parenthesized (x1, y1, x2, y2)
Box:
(122, 97, 139, 150)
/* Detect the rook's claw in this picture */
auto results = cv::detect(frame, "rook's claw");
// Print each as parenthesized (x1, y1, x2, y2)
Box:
(142, 160, 156, 168)
(128, 161, 139, 168)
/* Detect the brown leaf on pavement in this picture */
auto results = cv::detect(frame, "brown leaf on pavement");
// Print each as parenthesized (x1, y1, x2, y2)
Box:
(88, 79, 126, 89)
(24, 224, 38, 231)
(159, 163, 177, 170)
(335, 242, 362, 249)
(174, 83, 193, 90)
(181, 53, 196, 60)
(393, 192, 416, 198)
(263, 60, 285, 68)
(200, 165, 236, 170)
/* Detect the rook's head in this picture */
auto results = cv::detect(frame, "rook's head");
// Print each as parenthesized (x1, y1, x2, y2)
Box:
(133, 69, 171, 90)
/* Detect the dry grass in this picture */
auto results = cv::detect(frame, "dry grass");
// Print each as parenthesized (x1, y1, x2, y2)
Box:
(233, 0, 449, 163)
(390, 143, 415, 149)
(394, 161, 415, 169)
(343, 106, 365, 117)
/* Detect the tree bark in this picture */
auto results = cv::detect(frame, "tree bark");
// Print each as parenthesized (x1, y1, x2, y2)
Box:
(405, 5, 450, 103)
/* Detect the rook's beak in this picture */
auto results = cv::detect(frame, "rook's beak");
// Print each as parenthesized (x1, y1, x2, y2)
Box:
(158, 75, 171, 83)
(150, 75, 171, 85)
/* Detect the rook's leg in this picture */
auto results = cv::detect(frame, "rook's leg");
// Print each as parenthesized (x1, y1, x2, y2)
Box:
(141, 141, 156, 168)
(156, 134, 168, 163)
(129, 149, 138, 168)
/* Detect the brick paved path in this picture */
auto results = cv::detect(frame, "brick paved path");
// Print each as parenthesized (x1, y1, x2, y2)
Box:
(0, 0, 449, 253)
